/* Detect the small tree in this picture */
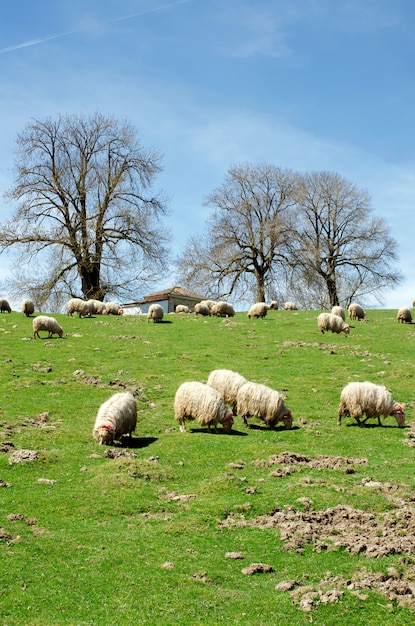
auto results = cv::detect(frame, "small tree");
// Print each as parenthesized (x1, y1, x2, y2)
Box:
(0, 112, 170, 306)
(176, 163, 296, 302)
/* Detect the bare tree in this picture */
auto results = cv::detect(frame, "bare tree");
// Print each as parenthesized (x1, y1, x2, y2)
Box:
(176, 163, 297, 302)
(0, 112, 170, 306)
(286, 171, 402, 307)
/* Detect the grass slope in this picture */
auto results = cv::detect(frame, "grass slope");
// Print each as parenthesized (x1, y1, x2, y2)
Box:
(0, 308, 414, 625)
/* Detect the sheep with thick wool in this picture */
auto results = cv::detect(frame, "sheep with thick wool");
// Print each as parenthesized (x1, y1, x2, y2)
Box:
(284, 301, 297, 310)
(86, 299, 106, 315)
(317, 312, 350, 336)
(236, 381, 293, 429)
(397, 307, 412, 324)
(331, 306, 345, 320)
(21, 299, 35, 317)
(33, 315, 63, 339)
(67, 298, 83, 317)
(247, 302, 269, 319)
(147, 303, 164, 322)
(194, 303, 211, 316)
(211, 302, 235, 317)
(269, 301, 279, 310)
(174, 381, 234, 433)
(337, 381, 405, 427)
(199, 300, 217, 312)
(92, 391, 137, 445)
(348, 303, 365, 320)
(207, 369, 248, 414)
(175, 305, 191, 314)
(103, 301, 123, 315)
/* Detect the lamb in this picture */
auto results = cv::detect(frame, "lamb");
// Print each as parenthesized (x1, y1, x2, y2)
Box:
(174, 381, 234, 433)
(397, 307, 412, 324)
(92, 391, 137, 445)
(175, 305, 191, 314)
(247, 302, 268, 319)
(33, 315, 63, 339)
(236, 381, 293, 429)
(337, 381, 405, 427)
(147, 303, 164, 322)
(317, 312, 350, 336)
(0, 298, 11, 313)
(284, 301, 297, 310)
(21, 299, 35, 317)
(269, 301, 279, 310)
(331, 306, 345, 321)
(206, 369, 248, 414)
(211, 302, 235, 317)
(194, 303, 211, 316)
(348, 303, 365, 320)
(103, 302, 124, 315)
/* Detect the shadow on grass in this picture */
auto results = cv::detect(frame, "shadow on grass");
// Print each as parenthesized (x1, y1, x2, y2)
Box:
(244, 423, 301, 431)
(120, 436, 158, 448)
(342, 422, 405, 429)
(187, 428, 248, 436)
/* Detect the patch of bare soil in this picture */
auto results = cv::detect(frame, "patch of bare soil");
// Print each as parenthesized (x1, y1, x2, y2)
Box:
(252, 451, 368, 473)
(277, 564, 415, 612)
(8, 449, 39, 464)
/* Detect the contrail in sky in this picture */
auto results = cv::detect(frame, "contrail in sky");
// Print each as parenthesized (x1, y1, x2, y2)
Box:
(0, 0, 195, 55)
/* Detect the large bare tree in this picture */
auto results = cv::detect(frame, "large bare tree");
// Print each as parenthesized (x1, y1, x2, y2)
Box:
(176, 163, 297, 302)
(287, 171, 402, 307)
(0, 112, 170, 306)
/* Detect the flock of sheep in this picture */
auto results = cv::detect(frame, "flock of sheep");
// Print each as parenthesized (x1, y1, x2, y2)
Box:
(0, 295, 409, 446)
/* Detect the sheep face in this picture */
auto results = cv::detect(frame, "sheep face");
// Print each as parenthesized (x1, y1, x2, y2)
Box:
(95, 424, 114, 445)
(221, 410, 234, 433)
(391, 403, 405, 427)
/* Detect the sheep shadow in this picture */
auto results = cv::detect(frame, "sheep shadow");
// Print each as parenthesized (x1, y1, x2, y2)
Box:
(187, 427, 248, 436)
(119, 436, 158, 448)
(343, 422, 405, 429)
(244, 423, 301, 432)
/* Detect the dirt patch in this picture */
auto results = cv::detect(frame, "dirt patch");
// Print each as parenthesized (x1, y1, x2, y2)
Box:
(252, 451, 368, 472)
(8, 449, 39, 464)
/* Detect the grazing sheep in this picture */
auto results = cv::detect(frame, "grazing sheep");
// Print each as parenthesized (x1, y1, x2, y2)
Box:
(103, 302, 124, 315)
(338, 381, 405, 427)
(236, 381, 293, 429)
(76, 301, 93, 318)
(331, 306, 345, 321)
(317, 312, 350, 336)
(269, 301, 279, 310)
(247, 302, 268, 319)
(0, 298, 11, 313)
(284, 301, 297, 310)
(92, 391, 137, 445)
(194, 303, 211, 316)
(67, 298, 83, 317)
(86, 299, 106, 315)
(174, 381, 234, 433)
(33, 315, 63, 339)
(211, 302, 235, 317)
(199, 300, 217, 312)
(21, 299, 35, 317)
(397, 307, 412, 324)
(207, 369, 248, 413)
(147, 303, 164, 323)
(175, 305, 191, 314)
(348, 303, 365, 320)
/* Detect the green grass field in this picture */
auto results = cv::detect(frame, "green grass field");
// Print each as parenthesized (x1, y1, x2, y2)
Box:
(0, 307, 414, 625)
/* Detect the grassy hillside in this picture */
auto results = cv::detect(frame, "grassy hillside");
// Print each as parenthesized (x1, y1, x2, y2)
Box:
(0, 307, 414, 625)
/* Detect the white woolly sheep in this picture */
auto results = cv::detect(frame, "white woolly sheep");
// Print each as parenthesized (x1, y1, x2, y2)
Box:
(247, 302, 268, 319)
(317, 312, 350, 336)
(331, 306, 345, 320)
(284, 301, 298, 310)
(67, 298, 83, 317)
(236, 381, 293, 429)
(33, 315, 63, 339)
(21, 299, 35, 317)
(397, 307, 412, 324)
(76, 301, 93, 318)
(103, 301, 124, 315)
(211, 302, 235, 317)
(269, 301, 279, 310)
(348, 303, 365, 320)
(194, 303, 211, 316)
(174, 381, 234, 433)
(206, 369, 248, 414)
(86, 299, 106, 315)
(338, 381, 405, 427)
(147, 303, 164, 322)
(175, 305, 191, 314)
(92, 391, 137, 445)
(0, 298, 11, 313)
(199, 300, 217, 312)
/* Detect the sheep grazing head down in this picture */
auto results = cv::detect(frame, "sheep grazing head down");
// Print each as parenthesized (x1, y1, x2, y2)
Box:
(222, 409, 234, 433)
(96, 423, 114, 445)
(392, 402, 406, 427)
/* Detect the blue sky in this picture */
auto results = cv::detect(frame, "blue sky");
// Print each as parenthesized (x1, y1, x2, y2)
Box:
(0, 0, 414, 308)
